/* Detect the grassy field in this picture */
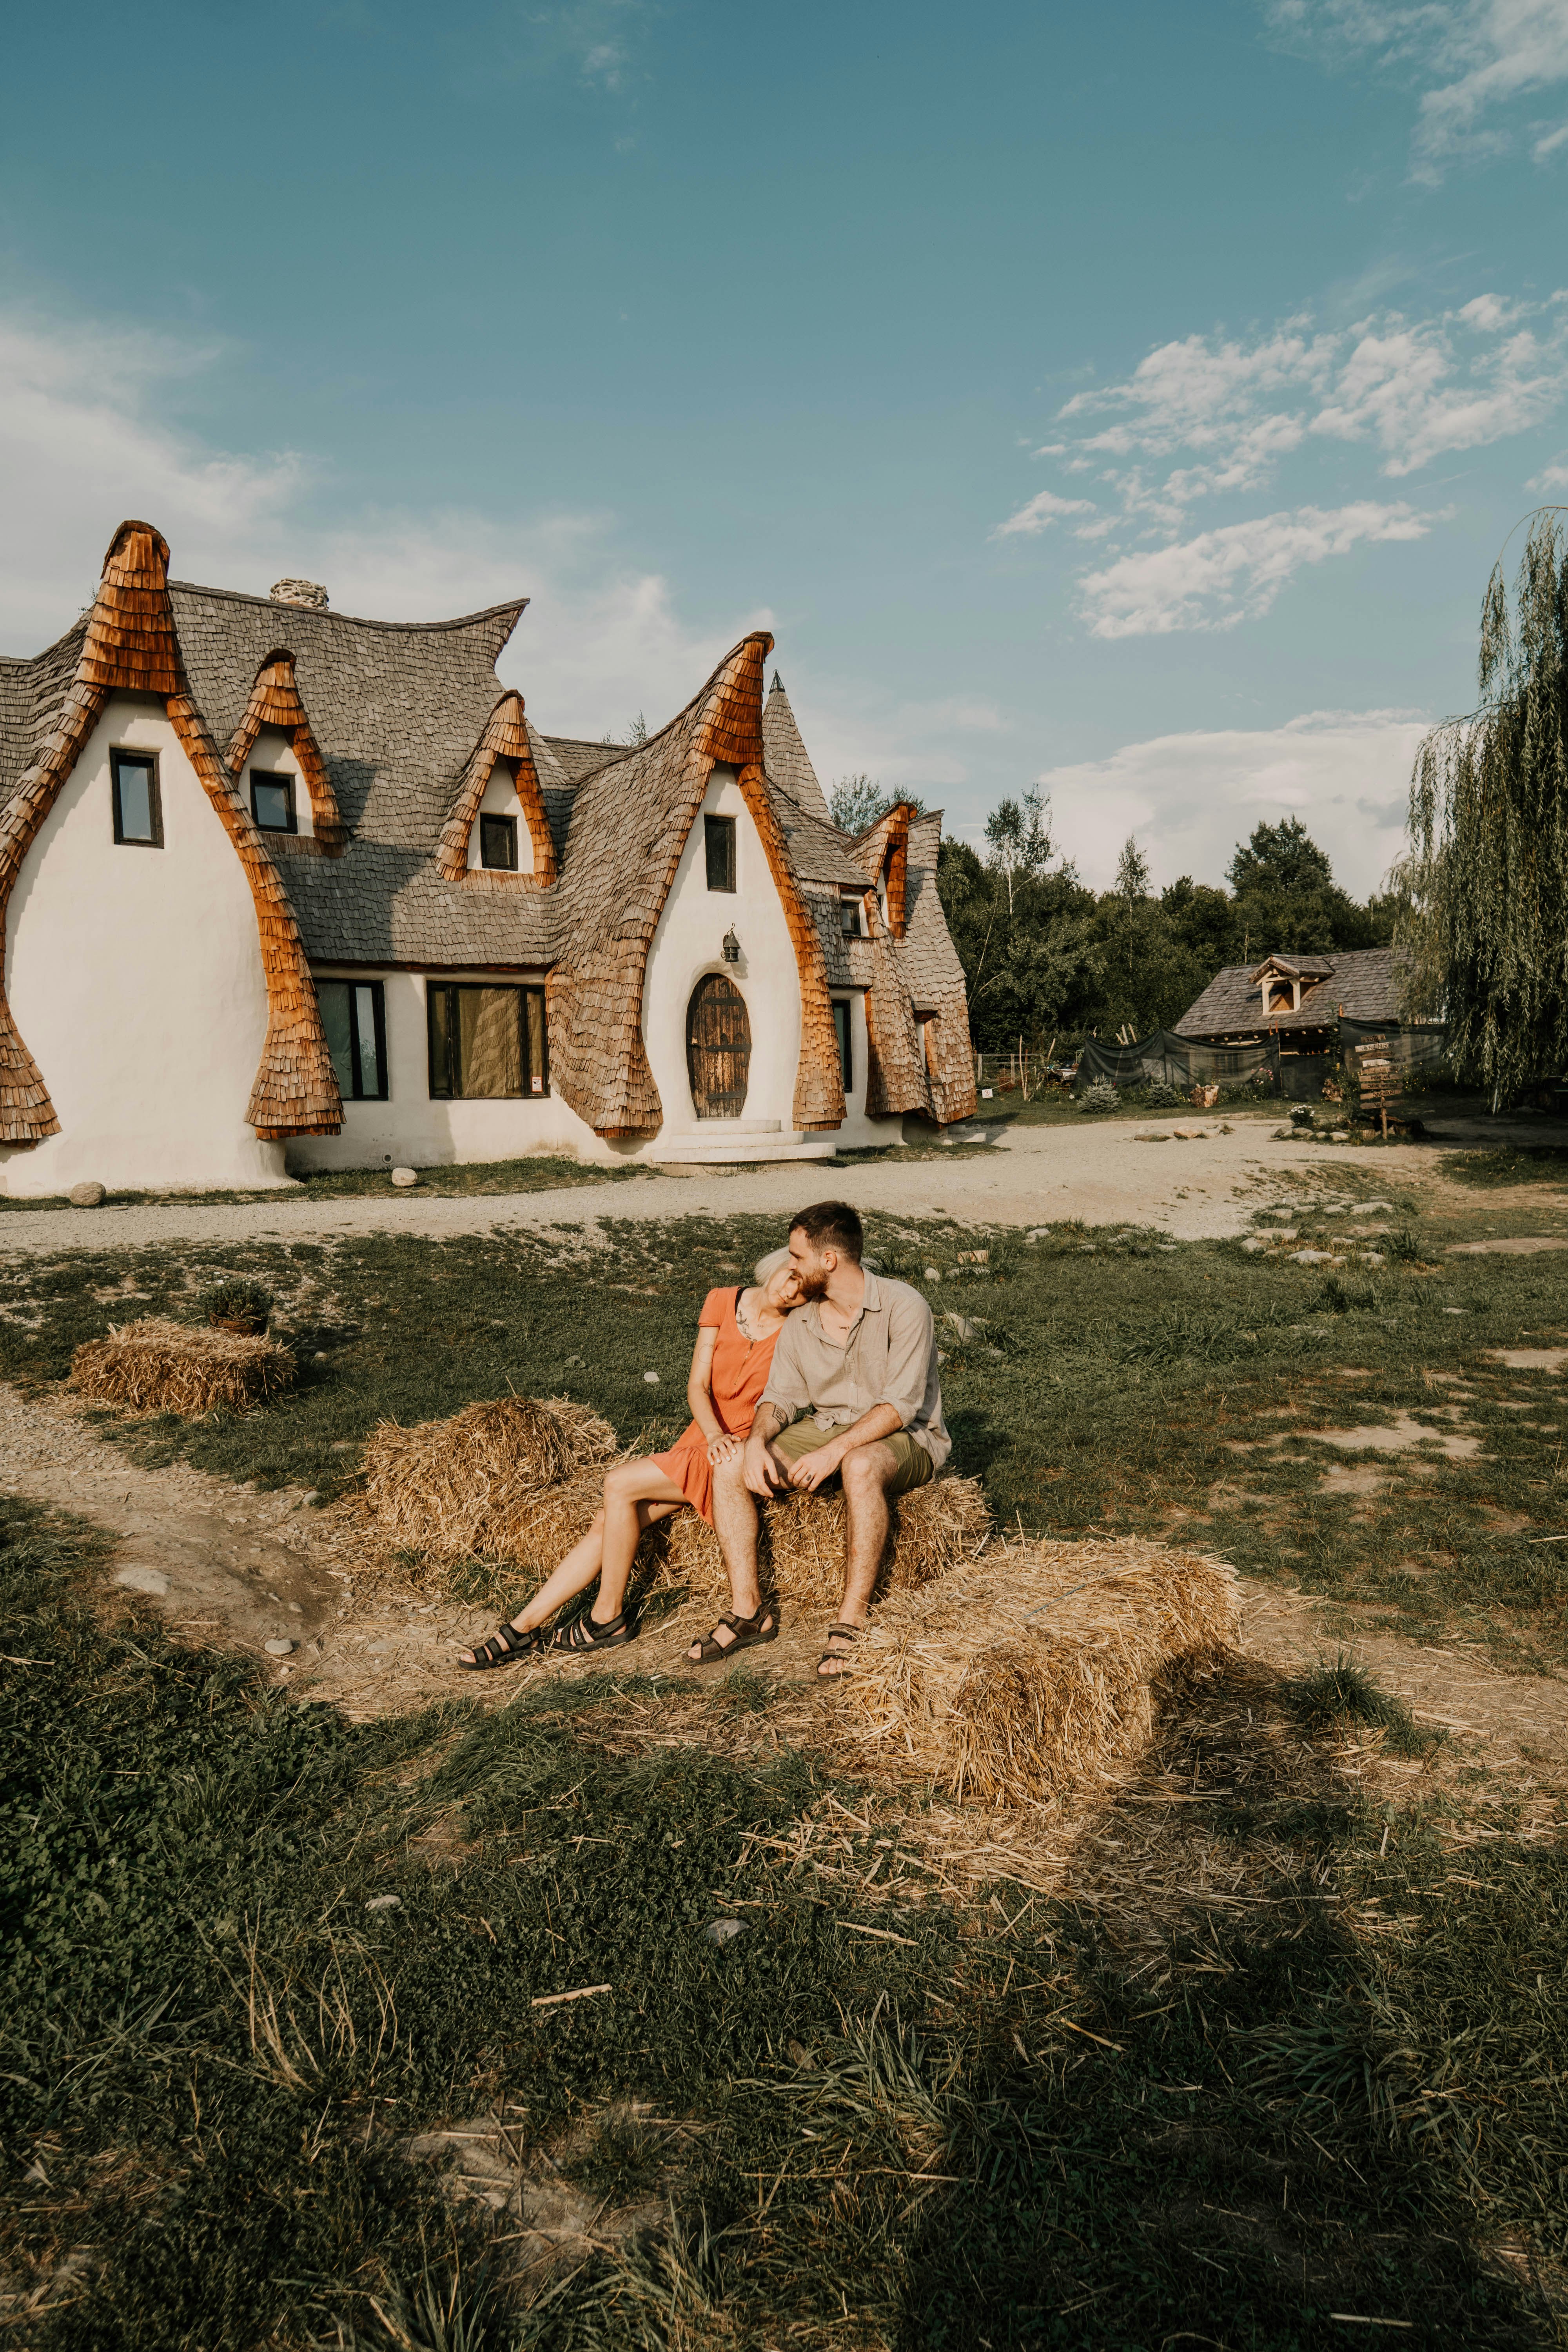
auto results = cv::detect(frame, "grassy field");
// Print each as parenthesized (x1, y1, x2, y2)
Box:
(2, 1160, 1566, 2347)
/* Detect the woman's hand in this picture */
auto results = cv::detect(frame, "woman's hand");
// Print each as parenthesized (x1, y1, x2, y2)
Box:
(706, 1432, 742, 1467)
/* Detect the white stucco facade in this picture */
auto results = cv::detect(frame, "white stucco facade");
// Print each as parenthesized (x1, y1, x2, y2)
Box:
(1, 693, 292, 1196)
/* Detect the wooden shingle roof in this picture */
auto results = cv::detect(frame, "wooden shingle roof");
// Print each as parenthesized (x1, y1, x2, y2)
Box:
(1178, 946, 1405, 1038)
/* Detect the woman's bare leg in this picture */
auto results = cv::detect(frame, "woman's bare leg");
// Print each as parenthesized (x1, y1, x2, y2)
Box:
(456, 1516, 606, 1662)
(592, 1460, 687, 1623)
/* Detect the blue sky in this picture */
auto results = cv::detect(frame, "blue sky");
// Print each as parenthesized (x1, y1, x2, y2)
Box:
(4, 0, 1566, 893)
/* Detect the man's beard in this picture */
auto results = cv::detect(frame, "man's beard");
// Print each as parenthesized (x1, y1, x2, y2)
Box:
(797, 1269, 830, 1301)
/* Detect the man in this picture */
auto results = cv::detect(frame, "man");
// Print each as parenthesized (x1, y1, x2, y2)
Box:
(686, 1200, 948, 1679)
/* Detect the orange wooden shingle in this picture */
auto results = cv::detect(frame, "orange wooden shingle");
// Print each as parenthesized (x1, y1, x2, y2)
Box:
(225, 650, 348, 853)
(436, 691, 557, 887)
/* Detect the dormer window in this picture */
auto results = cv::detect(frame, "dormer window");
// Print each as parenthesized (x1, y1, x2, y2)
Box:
(1266, 978, 1297, 1015)
(840, 894, 863, 938)
(250, 771, 296, 833)
(480, 813, 518, 871)
(111, 750, 161, 847)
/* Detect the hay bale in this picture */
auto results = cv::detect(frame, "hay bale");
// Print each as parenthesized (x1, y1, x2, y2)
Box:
(360, 1395, 618, 1566)
(69, 1317, 294, 1419)
(837, 1537, 1238, 1808)
(662, 1472, 990, 1607)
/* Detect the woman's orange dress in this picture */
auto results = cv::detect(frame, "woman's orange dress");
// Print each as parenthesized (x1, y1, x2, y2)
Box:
(649, 1287, 783, 1526)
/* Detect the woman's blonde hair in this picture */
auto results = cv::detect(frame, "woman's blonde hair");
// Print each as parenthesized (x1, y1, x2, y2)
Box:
(753, 1245, 792, 1287)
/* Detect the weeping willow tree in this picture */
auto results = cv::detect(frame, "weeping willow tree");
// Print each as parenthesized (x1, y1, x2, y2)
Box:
(1395, 510, 1568, 1104)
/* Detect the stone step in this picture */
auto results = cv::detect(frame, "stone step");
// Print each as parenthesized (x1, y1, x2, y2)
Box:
(645, 1136, 839, 1167)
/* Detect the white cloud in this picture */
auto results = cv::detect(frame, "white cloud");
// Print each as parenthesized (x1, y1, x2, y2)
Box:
(991, 488, 1097, 537)
(1265, 0, 1568, 175)
(1527, 454, 1568, 483)
(0, 301, 750, 739)
(1078, 501, 1434, 637)
(1034, 706, 1430, 895)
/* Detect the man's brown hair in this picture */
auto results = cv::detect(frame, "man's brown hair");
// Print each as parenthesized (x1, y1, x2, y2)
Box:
(789, 1200, 864, 1262)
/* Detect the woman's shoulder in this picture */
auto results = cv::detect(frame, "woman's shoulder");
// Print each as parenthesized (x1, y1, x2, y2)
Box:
(698, 1286, 740, 1326)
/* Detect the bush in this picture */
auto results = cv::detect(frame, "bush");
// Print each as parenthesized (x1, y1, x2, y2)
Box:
(1143, 1081, 1183, 1110)
(1077, 1080, 1120, 1114)
(199, 1277, 274, 1334)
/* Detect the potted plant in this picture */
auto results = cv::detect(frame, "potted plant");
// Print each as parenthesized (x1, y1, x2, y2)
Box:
(201, 1278, 274, 1337)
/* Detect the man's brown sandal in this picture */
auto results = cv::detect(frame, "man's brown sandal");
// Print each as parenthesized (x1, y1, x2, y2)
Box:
(688, 1603, 777, 1664)
(550, 1608, 630, 1652)
(459, 1622, 544, 1671)
(817, 1623, 860, 1679)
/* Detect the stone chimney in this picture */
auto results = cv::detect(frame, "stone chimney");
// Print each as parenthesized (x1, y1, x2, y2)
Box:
(270, 577, 329, 610)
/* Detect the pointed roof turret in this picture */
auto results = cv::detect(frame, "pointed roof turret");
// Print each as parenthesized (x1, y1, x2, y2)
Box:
(762, 673, 835, 828)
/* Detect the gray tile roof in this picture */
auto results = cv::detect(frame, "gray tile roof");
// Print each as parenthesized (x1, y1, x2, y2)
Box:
(1178, 946, 1405, 1036)
(763, 677, 837, 828)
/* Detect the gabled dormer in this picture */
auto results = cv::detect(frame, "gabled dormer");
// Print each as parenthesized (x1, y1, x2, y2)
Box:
(851, 801, 916, 938)
(1250, 952, 1336, 1018)
(226, 650, 347, 853)
(437, 691, 557, 887)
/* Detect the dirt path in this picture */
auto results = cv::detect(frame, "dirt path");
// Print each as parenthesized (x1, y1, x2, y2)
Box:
(8, 1380, 1566, 1796)
(0, 1116, 1317, 1254)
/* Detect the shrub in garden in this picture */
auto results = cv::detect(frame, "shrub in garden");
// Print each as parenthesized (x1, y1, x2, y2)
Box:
(1078, 1080, 1120, 1114)
(200, 1277, 274, 1335)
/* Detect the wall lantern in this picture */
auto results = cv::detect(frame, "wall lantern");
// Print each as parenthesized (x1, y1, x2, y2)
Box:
(721, 929, 741, 964)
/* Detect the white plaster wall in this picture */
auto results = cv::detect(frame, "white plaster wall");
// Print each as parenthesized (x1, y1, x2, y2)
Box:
(466, 759, 535, 874)
(285, 969, 615, 1172)
(244, 725, 312, 837)
(641, 769, 804, 1133)
(0, 693, 292, 1195)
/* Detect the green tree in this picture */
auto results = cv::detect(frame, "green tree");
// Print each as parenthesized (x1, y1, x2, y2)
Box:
(1396, 510, 1568, 1101)
(1226, 816, 1392, 957)
(829, 775, 927, 833)
(1114, 835, 1151, 900)
(983, 788, 1053, 913)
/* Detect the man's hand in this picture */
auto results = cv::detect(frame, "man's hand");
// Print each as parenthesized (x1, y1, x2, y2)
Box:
(743, 1433, 788, 1496)
(786, 1440, 844, 1492)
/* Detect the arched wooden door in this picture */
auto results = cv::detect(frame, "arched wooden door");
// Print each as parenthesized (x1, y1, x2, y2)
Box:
(686, 973, 751, 1118)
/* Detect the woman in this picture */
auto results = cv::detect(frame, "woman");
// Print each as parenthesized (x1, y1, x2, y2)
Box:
(458, 1248, 801, 1667)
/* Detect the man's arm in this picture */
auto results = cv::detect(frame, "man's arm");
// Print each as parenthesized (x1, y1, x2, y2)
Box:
(743, 1398, 793, 1495)
(782, 1400, 902, 1492)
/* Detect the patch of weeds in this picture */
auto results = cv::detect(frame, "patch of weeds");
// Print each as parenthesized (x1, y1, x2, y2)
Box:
(1439, 1146, 1568, 1188)
(1319, 1271, 1380, 1314)
(1287, 1653, 1444, 1757)
(1386, 1226, 1426, 1263)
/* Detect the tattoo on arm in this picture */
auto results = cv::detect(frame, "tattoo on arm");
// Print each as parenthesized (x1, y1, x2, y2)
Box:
(754, 1403, 788, 1441)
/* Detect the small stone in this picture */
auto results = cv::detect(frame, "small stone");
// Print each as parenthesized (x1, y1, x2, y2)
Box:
(365, 1894, 401, 1912)
(564, 1354, 584, 1366)
(1331, 1130, 1349, 1143)
(264, 1637, 296, 1657)
(69, 1181, 106, 1207)
(114, 1565, 169, 1596)
(287, 1602, 303, 1615)
(1241, 1236, 1264, 1253)
(704, 1918, 745, 1944)
(924, 1267, 941, 1281)
(301, 1490, 320, 1505)
(643, 1370, 661, 1384)
(1291, 1249, 1333, 1265)
(312, 1351, 329, 1364)
(390, 1167, 419, 1188)
(944, 1312, 982, 1341)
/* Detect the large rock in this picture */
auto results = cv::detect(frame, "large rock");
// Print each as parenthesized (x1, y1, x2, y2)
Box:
(69, 1181, 106, 1207)
(390, 1167, 419, 1188)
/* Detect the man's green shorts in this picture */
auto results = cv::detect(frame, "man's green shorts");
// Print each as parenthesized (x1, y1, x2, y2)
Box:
(772, 1417, 934, 1497)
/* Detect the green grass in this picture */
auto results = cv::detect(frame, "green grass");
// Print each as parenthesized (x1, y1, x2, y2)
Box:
(0, 1156, 655, 1215)
(4, 1191, 1565, 1664)
(1439, 1146, 1568, 1189)
(2, 1499, 1561, 2349)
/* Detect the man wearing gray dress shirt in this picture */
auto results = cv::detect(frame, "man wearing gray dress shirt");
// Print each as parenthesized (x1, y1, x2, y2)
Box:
(685, 1200, 947, 1681)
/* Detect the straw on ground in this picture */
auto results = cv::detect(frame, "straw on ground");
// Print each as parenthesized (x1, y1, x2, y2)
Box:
(69, 1317, 295, 1419)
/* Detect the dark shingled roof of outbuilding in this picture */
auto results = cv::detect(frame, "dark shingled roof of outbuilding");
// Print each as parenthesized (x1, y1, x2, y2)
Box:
(1178, 946, 1405, 1036)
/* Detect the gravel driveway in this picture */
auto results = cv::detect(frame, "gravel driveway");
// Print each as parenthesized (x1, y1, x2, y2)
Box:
(1, 1116, 1316, 1256)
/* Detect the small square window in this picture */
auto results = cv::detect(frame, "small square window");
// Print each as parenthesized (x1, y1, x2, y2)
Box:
(704, 813, 736, 893)
(250, 771, 296, 833)
(840, 897, 862, 937)
(480, 813, 518, 871)
(111, 751, 161, 847)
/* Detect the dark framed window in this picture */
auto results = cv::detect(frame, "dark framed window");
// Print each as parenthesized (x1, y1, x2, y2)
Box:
(839, 895, 862, 937)
(317, 980, 388, 1101)
(704, 813, 736, 892)
(427, 983, 548, 1099)
(832, 1000, 852, 1089)
(111, 750, 162, 847)
(250, 770, 296, 833)
(479, 812, 518, 871)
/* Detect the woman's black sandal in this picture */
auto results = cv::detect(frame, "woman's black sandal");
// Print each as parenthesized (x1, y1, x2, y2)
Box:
(460, 1622, 544, 1671)
(550, 1608, 630, 1653)
(688, 1603, 777, 1664)
(816, 1622, 860, 1679)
